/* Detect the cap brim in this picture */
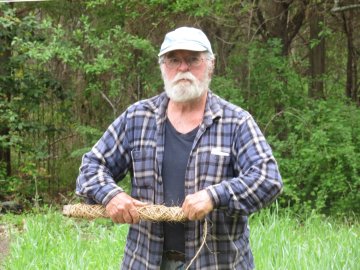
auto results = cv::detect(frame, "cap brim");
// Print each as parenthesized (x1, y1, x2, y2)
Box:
(158, 43, 207, 57)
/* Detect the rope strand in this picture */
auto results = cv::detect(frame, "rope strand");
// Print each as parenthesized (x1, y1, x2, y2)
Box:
(185, 219, 207, 270)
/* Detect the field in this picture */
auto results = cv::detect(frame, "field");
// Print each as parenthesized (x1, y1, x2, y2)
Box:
(0, 208, 359, 270)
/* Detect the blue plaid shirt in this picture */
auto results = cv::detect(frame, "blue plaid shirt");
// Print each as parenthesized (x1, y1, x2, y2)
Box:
(76, 91, 283, 270)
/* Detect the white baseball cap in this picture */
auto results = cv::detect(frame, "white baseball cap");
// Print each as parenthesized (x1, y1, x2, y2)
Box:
(158, 27, 213, 57)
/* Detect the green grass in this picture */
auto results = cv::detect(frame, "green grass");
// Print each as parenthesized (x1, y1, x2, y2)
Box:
(1, 208, 128, 270)
(1, 208, 359, 269)
(250, 210, 359, 270)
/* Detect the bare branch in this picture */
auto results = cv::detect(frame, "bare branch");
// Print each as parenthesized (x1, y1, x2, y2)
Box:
(99, 90, 117, 118)
(332, 0, 360, 12)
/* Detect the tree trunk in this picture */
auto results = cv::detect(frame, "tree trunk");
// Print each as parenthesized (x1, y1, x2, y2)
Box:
(0, 91, 11, 176)
(0, 96, 12, 177)
(342, 9, 358, 103)
(256, 0, 307, 56)
(0, 128, 11, 177)
(309, 3, 325, 99)
(255, 0, 308, 140)
(0, 8, 12, 177)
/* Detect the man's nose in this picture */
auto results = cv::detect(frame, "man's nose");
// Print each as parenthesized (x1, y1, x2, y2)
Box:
(178, 59, 190, 71)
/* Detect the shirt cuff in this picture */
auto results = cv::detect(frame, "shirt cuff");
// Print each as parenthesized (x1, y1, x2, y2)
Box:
(206, 183, 230, 208)
(97, 185, 124, 205)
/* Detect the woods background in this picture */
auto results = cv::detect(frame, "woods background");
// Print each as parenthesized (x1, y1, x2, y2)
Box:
(1, 0, 359, 216)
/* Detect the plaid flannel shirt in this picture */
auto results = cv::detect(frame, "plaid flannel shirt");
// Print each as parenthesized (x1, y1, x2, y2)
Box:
(76, 91, 283, 270)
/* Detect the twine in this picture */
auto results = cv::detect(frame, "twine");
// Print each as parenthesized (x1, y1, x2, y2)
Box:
(185, 219, 207, 270)
(62, 203, 187, 222)
(62, 203, 207, 269)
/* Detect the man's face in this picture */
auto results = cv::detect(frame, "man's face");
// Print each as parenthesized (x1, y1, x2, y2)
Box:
(161, 50, 212, 103)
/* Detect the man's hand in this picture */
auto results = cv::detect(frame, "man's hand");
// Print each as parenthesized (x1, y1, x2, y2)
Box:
(105, 192, 147, 224)
(182, 189, 214, 221)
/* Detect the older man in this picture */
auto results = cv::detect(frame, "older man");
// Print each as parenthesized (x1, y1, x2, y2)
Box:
(76, 26, 283, 270)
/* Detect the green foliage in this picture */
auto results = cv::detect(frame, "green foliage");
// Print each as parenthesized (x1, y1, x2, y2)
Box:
(271, 99, 360, 215)
(77, 20, 159, 108)
(309, 21, 332, 49)
(0, 5, 74, 202)
(70, 125, 103, 158)
(245, 39, 306, 124)
(211, 76, 244, 106)
(1, 3, 161, 202)
(1, 1, 359, 217)
(23, 12, 160, 122)
(221, 37, 360, 216)
(0, 163, 22, 197)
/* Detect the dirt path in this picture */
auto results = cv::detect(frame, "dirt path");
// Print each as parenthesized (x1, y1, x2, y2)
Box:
(0, 224, 10, 266)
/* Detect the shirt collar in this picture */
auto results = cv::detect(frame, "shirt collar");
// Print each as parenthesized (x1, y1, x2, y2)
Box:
(203, 90, 222, 127)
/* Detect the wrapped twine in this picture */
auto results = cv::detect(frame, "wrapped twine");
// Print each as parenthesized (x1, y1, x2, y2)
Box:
(62, 203, 187, 222)
(62, 203, 207, 270)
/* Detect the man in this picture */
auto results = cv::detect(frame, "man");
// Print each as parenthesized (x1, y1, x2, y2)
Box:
(76, 26, 283, 270)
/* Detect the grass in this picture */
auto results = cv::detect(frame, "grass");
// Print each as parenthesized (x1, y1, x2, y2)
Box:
(1, 208, 128, 270)
(0, 207, 359, 270)
(250, 210, 359, 270)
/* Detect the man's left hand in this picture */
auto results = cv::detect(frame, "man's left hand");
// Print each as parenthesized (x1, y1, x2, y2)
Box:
(182, 189, 214, 221)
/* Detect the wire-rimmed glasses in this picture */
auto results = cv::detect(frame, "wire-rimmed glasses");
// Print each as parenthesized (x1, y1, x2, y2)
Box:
(162, 56, 205, 69)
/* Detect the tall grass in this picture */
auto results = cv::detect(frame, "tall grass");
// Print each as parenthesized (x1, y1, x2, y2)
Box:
(250, 209, 359, 270)
(1, 208, 359, 269)
(1, 209, 128, 270)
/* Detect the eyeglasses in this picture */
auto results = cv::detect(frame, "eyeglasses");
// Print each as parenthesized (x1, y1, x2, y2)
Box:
(162, 56, 205, 69)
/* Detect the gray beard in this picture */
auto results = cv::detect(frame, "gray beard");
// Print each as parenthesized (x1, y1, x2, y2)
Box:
(163, 71, 210, 102)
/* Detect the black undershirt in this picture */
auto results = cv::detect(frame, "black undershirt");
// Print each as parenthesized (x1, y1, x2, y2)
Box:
(162, 119, 198, 253)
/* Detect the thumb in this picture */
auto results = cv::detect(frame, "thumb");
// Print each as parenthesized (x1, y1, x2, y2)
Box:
(132, 199, 149, 207)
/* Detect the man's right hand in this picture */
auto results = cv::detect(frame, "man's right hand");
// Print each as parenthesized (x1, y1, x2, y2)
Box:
(105, 192, 147, 224)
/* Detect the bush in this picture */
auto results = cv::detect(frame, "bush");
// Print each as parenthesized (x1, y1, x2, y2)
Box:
(212, 39, 359, 215)
(271, 99, 360, 215)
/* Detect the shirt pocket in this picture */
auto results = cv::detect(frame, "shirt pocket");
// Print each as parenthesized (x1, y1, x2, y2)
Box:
(198, 150, 232, 188)
(131, 149, 156, 202)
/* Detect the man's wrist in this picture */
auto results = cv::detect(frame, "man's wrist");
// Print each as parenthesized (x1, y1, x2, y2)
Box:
(102, 187, 124, 206)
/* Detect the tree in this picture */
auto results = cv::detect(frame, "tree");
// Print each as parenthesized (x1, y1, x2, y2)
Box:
(1, 3, 16, 176)
(341, 8, 359, 104)
(330, 0, 360, 104)
(309, 2, 326, 99)
(0, 3, 70, 199)
(255, 0, 308, 56)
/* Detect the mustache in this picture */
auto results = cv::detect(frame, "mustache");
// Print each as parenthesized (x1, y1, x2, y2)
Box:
(172, 72, 196, 85)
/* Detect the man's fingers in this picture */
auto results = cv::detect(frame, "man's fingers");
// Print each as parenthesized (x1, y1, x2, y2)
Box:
(114, 214, 125, 224)
(182, 190, 214, 221)
(133, 199, 149, 207)
(122, 209, 134, 224)
(129, 208, 141, 224)
(105, 193, 146, 224)
(185, 204, 205, 221)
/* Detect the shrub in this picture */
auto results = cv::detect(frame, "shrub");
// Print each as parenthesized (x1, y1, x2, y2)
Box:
(270, 99, 360, 215)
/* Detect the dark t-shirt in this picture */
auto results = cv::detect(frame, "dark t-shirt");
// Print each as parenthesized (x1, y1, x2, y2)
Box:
(162, 119, 198, 253)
